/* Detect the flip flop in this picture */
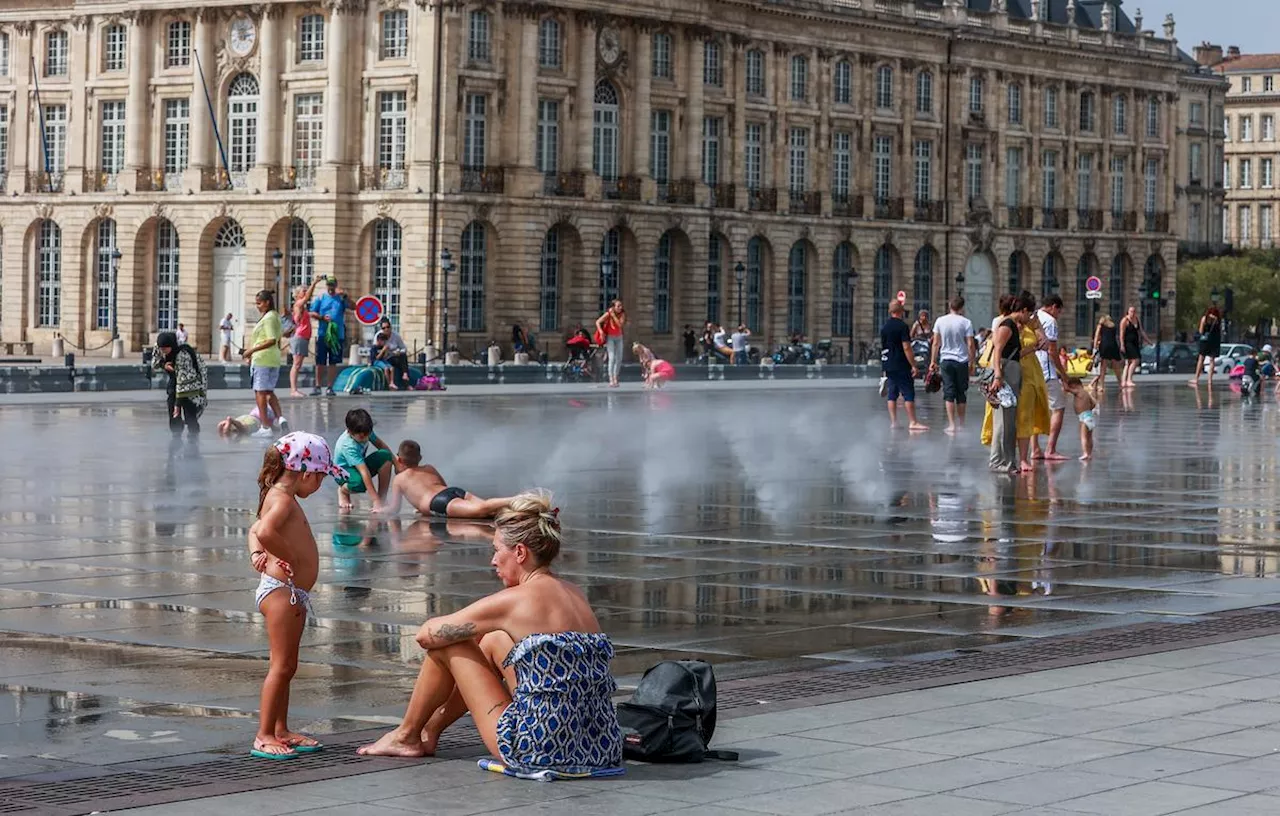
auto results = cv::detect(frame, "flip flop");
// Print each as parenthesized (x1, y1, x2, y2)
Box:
(250, 746, 298, 761)
(286, 737, 324, 753)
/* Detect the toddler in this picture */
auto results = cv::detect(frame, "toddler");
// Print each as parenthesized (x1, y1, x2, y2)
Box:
(1063, 377, 1097, 461)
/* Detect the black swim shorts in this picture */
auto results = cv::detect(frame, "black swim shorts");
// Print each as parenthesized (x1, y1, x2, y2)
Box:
(429, 486, 467, 516)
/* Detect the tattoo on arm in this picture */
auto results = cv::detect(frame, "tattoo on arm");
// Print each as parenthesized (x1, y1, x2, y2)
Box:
(433, 622, 477, 644)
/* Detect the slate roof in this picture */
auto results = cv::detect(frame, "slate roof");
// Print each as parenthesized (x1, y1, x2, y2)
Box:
(915, 0, 1137, 32)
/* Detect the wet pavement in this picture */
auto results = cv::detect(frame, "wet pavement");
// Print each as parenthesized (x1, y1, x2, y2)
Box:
(2, 381, 1280, 768)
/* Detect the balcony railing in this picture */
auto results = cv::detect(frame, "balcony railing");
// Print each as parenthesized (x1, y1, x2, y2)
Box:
(916, 199, 945, 223)
(85, 170, 120, 193)
(544, 171, 585, 197)
(1077, 208, 1104, 231)
(834, 194, 863, 218)
(1041, 207, 1069, 230)
(200, 167, 232, 191)
(25, 170, 64, 193)
(268, 166, 296, 191)
(874, 196, 904, 220)
(1145, 211, 1170, 233)
(711, 182, 735, 209)
(664, 178, 695, 205)
(361, 166, 406, 191)
(1006, 205, 1034, 228)
(1111, 210, 1137, 232)
(748, 187, 777, 212)
(612, 175, 642, 201)
(789, 190, 821, 215)
(462, 166, 505, 194)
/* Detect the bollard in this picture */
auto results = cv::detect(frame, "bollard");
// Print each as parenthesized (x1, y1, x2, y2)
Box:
(487, 344, 501, 367)
(445, 350, 461, 366)
(514, 352, 530, 365)
(52, 336, 65, 358)
(348, 344, 362, 366)
(424, 342, 437, 365)
(111, 338, 125, 359)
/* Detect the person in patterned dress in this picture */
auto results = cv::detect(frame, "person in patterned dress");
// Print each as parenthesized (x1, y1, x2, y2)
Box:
(358, 492, 623, 773)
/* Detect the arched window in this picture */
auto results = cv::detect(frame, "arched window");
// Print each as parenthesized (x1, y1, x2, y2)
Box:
(599, 228, 621, 313)
(38, 220, 62, 327)
(1008, 252, 1024, 295)
(592, 81, 619, 181)
(654, 233, 672, 333)
(787, 242, 806, 335)
(1109, 255, 1127, 319)
(875, 65, 894, 110)
(916, 71, 933, 115)
(1142, 255, 1162, 331)
(374, 219, 403, 329)
(1075, 255, 1097, 336)
(537, 18, 561, 69)
(832, 242, 854, 337)
(913, 247, 934, 317)
(707, 233, 722, 325)
(287, 219, 315, 290)
(227, 72, 259, 187)
(155, 220, 180, 331)
(834, 60, 852, 105)
(215, 220, 246, 248)
(95, 219, 117, 330)
(459, 222, 485, 332)
(539, 229, 559, 331)
(746, 237, 764, 332)
(1042, 253, 1061, 299)
(874, 245, 894, 321)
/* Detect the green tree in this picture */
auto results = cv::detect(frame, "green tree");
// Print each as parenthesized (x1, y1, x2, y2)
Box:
(1176, 254, 1280, 336)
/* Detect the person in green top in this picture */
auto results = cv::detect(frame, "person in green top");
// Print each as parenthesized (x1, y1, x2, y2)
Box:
(242, 290, 284, 439)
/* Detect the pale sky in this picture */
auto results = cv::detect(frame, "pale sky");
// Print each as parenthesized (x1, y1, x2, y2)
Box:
(1151, 0, 1274, 54)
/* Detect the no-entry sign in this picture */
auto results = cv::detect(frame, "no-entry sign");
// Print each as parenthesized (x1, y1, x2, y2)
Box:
(1085, 276, 1103, 300)
(355, 295, 385, 325)
(897, 290, 907, 304)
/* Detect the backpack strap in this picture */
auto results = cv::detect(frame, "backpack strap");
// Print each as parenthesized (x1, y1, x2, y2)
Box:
(703, 749, 739, 762)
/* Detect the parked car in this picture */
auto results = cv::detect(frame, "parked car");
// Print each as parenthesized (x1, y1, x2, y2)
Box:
(1213, 343, 1255, 374)
(1140, 342, 1198, 374)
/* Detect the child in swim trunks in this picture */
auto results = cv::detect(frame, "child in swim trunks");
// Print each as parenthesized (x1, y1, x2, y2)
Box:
(217, 406, 289, 439)
(1063, 377, 1097, 461)
(333, 408, 394, 512)
(248, 431, 344, 760)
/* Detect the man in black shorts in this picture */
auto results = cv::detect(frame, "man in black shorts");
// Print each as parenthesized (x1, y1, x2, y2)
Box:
(881, 300, 928, 431)
(374, 440, 515, 518)
(928, 296, 976, 436)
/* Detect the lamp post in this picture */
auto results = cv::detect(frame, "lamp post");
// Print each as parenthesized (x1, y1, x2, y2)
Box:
(847, 268, 859, 363)
(440, 248, 454, 353)
(734, 261, 745, 326)
(271, 248, 283, 308)
(109, 247, 123, 357)
(601, 257, 616, 312)
(955, 269, 966, 298)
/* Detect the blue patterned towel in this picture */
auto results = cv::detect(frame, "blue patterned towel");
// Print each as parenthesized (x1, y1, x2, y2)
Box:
(477, 758, 625, 782)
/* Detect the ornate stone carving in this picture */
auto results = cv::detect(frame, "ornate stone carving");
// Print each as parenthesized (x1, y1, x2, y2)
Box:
(13, 21, 34, 35)
(1083, 237, 1097, 253)
(1047, 236, 1062, 253)
(968, 218, 995, 253)
(323, 0, 369, 13)
(283, 200, 298, 218)
(93, 202, 114, 221)
(1162, 13, 1175, 39)
(881, 229, 896, 248)
(475, 203, 493, 224)
(34, 203, 55, 221)
(992, 0, 1007, 13)
(1012, 234, 1026, 253)
(69, 15, 88, 30)
(151, 202, 170, 222)
(211, 201, 230, 221)
(1116, 237, 1128, 255)
(376, 199, 394, 217)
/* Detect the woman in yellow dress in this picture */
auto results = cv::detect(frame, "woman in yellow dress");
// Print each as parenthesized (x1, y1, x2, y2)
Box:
(981, 292, 1051, 472)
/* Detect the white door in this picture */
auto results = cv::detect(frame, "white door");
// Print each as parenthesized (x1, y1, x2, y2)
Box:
(212, 221, 248, 352)
(964, 253, 996, 330)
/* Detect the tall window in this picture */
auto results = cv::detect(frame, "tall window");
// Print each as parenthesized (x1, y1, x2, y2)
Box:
(0, 105, 7, 179)
(41, 105, 67, 174)
(745, 50, 765, 96)
(968, 76, 984, 115)
(652, 33, 672, 79)
(1113, 94, 1127, 136)
(1008, 252, 1024, 294)
(375, 219, 404, 328)
(1240, 158, 1253, 189)
(873, 135, 892, 201)
(873, 246, 893, 322)
(707, 234, 722, 324)
(1146, 97, 1160, 138)
(287, 219, 315, 290)
(293, 93, 323, 184)
(787, 243, 806, 336)
(104, 24, 127, 72)
(95, 219, 116, 330)
(1044, 86, 1059, 128)
(45, 30, 68, 76)
(38, 220, 62, 328)
(1109, 256, 1126, 319)
(380, 10, 408, 60)
(876, 66, 893, 109)
(1007, 83, 1023, 125)
(463, 93, 486, 169)
(1079, 92, 1096, 132)
(916, 71, 933, 115)
(744, 122, 762, 191)
(790, 55, 808, 102)
(459, 222, 486, 332)
(1189, 143, 1203, 183)
(1190, 101, 1204, 126)
(155, 221, 180, 332)
(746, 237, 763, 332)
(650, 109, 670, 183)
(1042, 255, 1060, 298)
(703, 41, 723, 87)
(298, 14, 325, 63)
(1144, 157, 1159, 214)
(1241, 116, 1254, 142)
(1265, 114, 1276, 141)
(1076, 152, 1094, 211)
(702, 117, 722, 185)
(1110, 155, 1126, 215)
(99, 101, 126, 177)
(834, 61, 852, 105)
(965, 143, 984, 204)
(0, 32, 8, 77)
(536, 99, 559, 174)
(163, 99, 189, 181)
(1005, 147, 1023, 208)
(1263, 206, 1274, 245)
(167, 21, 191, 68)
(832, 243, 853, 337)
(539, 229, 559, 331)
(599, 229, 621, 312)
(914, 140, 932, 204)
(832, 131, 851, 201)
(1042, 150, 1058, 208)
(1264, 157, 1274, 188)
(654, 233, 672, 333)
(227, 73, 259, 186)
(378, 91, 408, 182)
(788, 127, 808, 193)
(468, 10, 491, 63)
(1240, 206, 1253, 243)
(538, 18, 561, 69)
(592, 81, 619, 181)
(913, 248, 933, 317)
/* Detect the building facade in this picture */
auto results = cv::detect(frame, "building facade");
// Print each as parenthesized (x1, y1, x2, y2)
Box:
(0, 0, 1224, 358)
(1216, 48, 1280, 251)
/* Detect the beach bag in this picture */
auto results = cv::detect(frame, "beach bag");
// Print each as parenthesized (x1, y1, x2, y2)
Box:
(593, 328, 605, 346)
(617, 660, 738, 763)
(335, 365, 384, 394)
(415, 374, 445, 391)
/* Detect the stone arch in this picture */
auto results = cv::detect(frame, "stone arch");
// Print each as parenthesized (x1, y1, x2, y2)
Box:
(263, 217, 317, 300)
(1073, 252, 1100, 337)
(1040, 250, 1065, 303)
(202, 217, 250, 353)
(367, 217, 406, 330)
(1007, 250, 1030, 296)
(745, 234, 772, 335)
(962, 251, 998, 330)
(652, 228, 692, 336)
(1108, 252, 1133, 321)
(81, 217, 119, 335)
(785, 237, 817, 338)
(831, 241, 859, 341)
(913, 245, 938, 319)
(586, 223, 637, 323)
(26, 218, 64, 331)
(873, 243, 901, 325)
(539, 221, 582, 336)
(706, 230, 732, 327)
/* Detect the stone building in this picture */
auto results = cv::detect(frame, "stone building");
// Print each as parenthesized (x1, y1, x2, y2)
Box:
(1214, 47, 1280, 250)
(0, 0, 1225, 359)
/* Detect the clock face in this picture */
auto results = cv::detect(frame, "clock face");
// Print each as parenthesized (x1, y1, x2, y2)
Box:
(229, 17, 257, 57)
(598, 27, 621, 66)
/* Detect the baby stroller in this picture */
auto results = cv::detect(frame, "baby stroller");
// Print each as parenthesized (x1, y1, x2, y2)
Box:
(562, 332, 600, 383)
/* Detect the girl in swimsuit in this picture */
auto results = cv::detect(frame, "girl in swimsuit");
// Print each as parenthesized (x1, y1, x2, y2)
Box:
(359, 492, 623, 775)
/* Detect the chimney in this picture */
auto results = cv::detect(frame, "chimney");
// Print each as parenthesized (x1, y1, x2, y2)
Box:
(1194, 42, 1223, 66)
(1227, 45, 1241, 59)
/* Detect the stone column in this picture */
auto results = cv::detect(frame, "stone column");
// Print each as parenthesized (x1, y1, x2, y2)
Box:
(66, 18, 90, 193)
(685, 35, 704, 183)
(256, 9, 282, 172)
(899, 61, 913, 218)
(7, 23, 33, 195)
(184, 10, 216, 189)
(123, 11, 152, 192)
(817, 50, 831, 214)
(320, 1, 353, 191)
(574, 16, 596, 173)
(516, 19, 537, 168)
(732, 41, 747, 208)
(634, 31, 652, 187)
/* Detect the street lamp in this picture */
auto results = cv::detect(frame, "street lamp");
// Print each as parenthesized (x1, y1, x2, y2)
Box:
(109, 247, 122, 341)
(954, 269, 966, 296)
(271, 248, 283, 306)
(734, 261, 745, 326)
(601, 257, 616, 311)
(1211, 287, 1220, 303)
(847, 267, 860, 363)
(440, 248, 454, 353)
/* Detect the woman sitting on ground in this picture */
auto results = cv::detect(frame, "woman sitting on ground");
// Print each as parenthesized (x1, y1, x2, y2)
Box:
(358, 492, 623, 774)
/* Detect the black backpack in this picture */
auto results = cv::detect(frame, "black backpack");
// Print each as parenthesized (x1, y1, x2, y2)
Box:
(616, 660, 739, 763)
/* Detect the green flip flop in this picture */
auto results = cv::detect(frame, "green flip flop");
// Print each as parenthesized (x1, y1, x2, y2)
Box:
(250, 747, 298, 760)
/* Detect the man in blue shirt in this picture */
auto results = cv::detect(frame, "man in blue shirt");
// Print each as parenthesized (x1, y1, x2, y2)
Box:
(309, 277, 350, 396)
(881, 300, 928, 431)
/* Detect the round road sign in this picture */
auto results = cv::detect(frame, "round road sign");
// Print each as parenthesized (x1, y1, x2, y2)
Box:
(897, 290, 907, 303)
(355, 295, 384, 326)
(1085, 276, 1102, 293)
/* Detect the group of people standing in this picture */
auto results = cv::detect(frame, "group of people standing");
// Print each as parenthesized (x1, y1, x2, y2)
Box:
(1089, 307, 1151, 391)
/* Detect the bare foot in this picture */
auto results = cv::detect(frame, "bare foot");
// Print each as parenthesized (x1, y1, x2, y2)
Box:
(1032, 452, 1046, 460)
(389, 383, 399, 391)
(339, 500, 353, 513)
(908, 422, 929, 432)
(1044, 452, 1069, 461)
(417, 728, 441, 757)
(278, 730, 322, 750)
(1019, 461, 1033, 473)
(290, 390, 306, 398)
(944, 426, 957, 436)
(1187, 380, 1200, 387)
(356, 730, 428, 757)
(1079, 453, 1092, 461)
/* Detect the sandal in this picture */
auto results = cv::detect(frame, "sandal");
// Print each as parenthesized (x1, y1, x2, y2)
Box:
(250, 738, 298, 761)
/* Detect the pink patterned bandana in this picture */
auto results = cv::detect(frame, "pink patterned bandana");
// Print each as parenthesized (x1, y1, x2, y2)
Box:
(274, 432, 346, 481)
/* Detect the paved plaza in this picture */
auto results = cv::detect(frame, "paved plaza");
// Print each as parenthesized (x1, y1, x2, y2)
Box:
(3, 380, 1280, 814)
